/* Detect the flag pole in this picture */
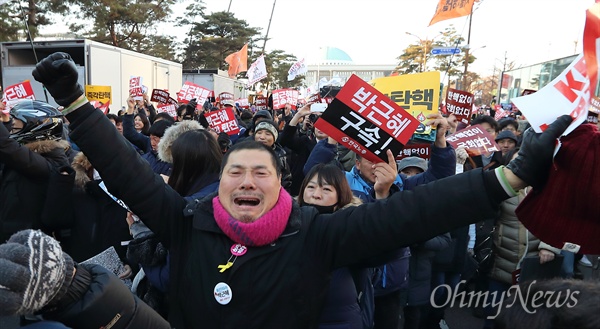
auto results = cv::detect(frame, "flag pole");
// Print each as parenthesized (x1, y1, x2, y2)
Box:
(17, 1, 48, 102)
(461, 4, 474, 91)
(261, 0, 277, 55)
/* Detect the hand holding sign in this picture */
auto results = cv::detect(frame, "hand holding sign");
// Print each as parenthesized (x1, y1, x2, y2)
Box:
(373, 149, 399, 199)
(425, 112, 449, 148)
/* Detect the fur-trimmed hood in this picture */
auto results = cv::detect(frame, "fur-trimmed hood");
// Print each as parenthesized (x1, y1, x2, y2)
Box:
(24, 139, 70, 154)
(71, 152, 93, 189)
(157, 120, 204, 164)
(294, 195, 363, 209)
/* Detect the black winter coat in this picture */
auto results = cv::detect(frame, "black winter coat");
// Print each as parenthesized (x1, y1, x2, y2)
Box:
(66, 103, 511, 329)
(45, 264, 170, 329)
(0, 121, 71, 242)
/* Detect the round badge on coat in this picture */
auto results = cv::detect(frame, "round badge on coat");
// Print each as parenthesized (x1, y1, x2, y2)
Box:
(230, 244, 247, 256)
(214, 282, 233, 305)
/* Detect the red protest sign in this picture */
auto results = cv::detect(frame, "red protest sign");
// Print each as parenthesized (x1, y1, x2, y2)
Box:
(590, 96, 600, 114)
(445, 88, 473, 124)
(2, 80, 35, 104)
(396, 142, 432, 161)
(204, 108, 240, 136)
(314, 74, 420, 163)
(219, 92, 234, 102)
(151, 89, 171, 104)
(255, 96, 268, 110)
(236, 98, 249, 108)
(157, 103, 178, 118)
(177, 82, 211, 105)
(272, 89, 299, 109)
(129, 76, 143, 99)
(446, 124, 500, 156)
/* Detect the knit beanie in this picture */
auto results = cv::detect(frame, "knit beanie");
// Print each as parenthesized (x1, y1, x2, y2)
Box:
(0, 230, 75, 316)
(516, 123, 600, 253)
(254, 120, 279, 141)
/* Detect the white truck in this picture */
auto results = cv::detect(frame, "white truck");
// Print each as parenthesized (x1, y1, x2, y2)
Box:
(182, 69, 247, 100)
(1, 39, 182, 112)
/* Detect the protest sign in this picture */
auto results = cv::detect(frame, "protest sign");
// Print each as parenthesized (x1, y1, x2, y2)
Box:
(396, 142, 432, 161)
(446, 124, 500, 156)
(204, 108, 240, 135)
(272, 89, 300, 109)
(370, 71, 441, 140)
(446, 88, 473, 124)
(587, 111, 599, 124)
(157, 103, 178, 118)
(178, 81, 211, 105)
(314, 74, 420, 163)
(151, 89, 171, 104)
(2, 81, 36, 112)
(129, 76, 143, 100)
(85, 85, 112, 106)
(288, 58, 307, 81)
(255, 96, 268, 110)
(219, 92, 235, 105)
(590, 96, 600, 114)
(236, 98, 249, 108)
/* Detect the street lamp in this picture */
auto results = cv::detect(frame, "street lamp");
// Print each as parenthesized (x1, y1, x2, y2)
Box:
(405, 32, 443, 73)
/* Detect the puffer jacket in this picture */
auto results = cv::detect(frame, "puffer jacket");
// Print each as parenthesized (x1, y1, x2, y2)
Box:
(0, 121, 72, 241)
(65, 102, 511, 329)
(406, 233, 451, 306)
(44, 263, 170, 329)
(489, 188, 560, 285)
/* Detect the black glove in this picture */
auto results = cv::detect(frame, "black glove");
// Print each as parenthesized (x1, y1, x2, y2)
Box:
(32, 52, 84, 106)
(186, 98, 198, 116)
(506, 115, 572, 189)
(0, 230, 75, 316)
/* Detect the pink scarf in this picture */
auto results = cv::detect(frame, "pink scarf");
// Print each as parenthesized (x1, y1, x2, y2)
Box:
(212, 188, 292, 247)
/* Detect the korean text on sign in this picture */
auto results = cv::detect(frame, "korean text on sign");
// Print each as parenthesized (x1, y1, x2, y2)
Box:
(387, 89, 435, 111)
(129, 77, 143, 99)
(446, 88, 473, 124)
(272, 89, 299, 109)
(151, 89, 171, 104)
(3, 81, 36, 102)
(178, 82, 211, 104)
(396, 143, 432, 160)
(204, 108, 240, 136)
(315, 74, 420, 164)
(446, 124, 500, 156)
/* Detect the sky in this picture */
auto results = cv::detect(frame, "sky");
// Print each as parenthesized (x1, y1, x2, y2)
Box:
(44, 0, 592, 78)
(163, 0, 591, 77)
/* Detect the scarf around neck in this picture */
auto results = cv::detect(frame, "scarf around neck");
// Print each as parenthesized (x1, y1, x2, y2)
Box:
(212, 188, 292, 247)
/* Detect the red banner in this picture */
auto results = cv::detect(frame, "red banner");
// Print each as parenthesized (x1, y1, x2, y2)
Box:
(314, 74, 420, 163)
(396, 142, 432, 160)
(219, 92, 235, 103)
(204, 108, 240, 135)
(235, 98, 249, 108)
(445, 88, 473, 125)
(272, 89, 299, 109)
(446, 124, 500, 156)
(157, 103, 178, 118)
(255, 96, 268, 110)
(151, 89, 171, 104)
(3, 80, 35, 102)
(178, 82, 211, 105)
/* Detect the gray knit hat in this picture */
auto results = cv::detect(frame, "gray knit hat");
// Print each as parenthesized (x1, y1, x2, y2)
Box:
(254, 120, 279, 141)
(0, 230, 75, 316)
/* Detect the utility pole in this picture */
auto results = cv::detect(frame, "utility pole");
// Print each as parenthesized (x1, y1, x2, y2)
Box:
(227, 0, 233, 12)
(496, 51, 508, 104)
(261, 0, 277, 55)
(462, 5, 473, 91)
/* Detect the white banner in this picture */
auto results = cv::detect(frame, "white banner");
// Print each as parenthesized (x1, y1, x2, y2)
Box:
(287, 58, 307, 81)
(511, 54, 588, 136)
(247, 55, 268, 86)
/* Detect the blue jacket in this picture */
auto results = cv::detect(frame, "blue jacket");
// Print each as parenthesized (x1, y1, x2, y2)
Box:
(141, 151, 171, 176)
(305, 139, 457, 295)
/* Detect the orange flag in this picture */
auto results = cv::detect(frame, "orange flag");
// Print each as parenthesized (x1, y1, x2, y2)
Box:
(225, 43, 248, 78)
(429, 0, 475, 26)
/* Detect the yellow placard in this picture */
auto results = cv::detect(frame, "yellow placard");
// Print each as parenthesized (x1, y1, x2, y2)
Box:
(85, 85, 112, 105)
(370, 71, 441, 135)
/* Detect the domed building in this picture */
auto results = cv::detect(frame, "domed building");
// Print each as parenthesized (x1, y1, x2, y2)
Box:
(304, 46, 395, 88)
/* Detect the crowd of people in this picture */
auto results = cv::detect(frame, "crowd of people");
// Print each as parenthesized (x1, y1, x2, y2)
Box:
(0, 52, 598, 329)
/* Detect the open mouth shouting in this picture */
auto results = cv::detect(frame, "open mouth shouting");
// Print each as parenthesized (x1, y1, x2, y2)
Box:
(233, 193, 263, 208)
